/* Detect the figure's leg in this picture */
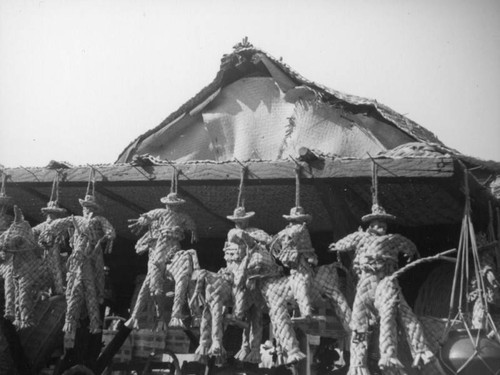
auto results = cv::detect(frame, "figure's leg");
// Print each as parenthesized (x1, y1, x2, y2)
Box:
(316, 265, 352, 335)
(194, 305, 212, 363)
(396, 289, 434, 367)
(81, 264, 102, 333)
(290, 271, 313, 319)
(374, 277, 403, 372)
(125, 276, 152, 328)
(262, 278, 305, 364)
(48, 247, 65, 295)
(348, 274, 378, 375)
(92, 250, 105, 304)
(64, 277, 85, 334)
(1, 263, 15, 321)
(207, 276, 230, 362)
(167, 252, 193, 327)
(238, 304, 263, 363)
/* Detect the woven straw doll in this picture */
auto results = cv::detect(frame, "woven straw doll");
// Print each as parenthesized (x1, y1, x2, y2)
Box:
(470, 232, 500, 330)
(39, 177, 115, 337)
(33, 175, 68, 295)
(0, 174, 15, 320)
(0, 206, 50, 328)
(331, 205, 422, 374)
(127, 172, 197, 330)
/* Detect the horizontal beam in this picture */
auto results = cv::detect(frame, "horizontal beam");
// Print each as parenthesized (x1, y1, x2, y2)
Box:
(4, 157, 455, 185)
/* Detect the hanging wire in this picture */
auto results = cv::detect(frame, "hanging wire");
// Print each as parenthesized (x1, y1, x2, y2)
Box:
(85, 167, 96, 196)
(295, 165, 301, 208)
(236, 165, 248, 208)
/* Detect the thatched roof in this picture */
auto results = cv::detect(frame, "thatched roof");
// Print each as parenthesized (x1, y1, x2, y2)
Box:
(116, 39, 446, 164)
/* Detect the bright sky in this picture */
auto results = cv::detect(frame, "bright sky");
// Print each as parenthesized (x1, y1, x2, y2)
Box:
(1, 0, 499, 168)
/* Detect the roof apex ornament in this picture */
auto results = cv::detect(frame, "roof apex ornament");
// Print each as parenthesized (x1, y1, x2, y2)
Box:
(233, 36, 253, 51)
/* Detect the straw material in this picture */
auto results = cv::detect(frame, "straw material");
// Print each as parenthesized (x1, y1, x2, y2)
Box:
(33, 221, 66, 295)
(165, 250, 194, 327)
(41, 214, 115, 336)
(128, 204, 197, 330)
(0, 216, 52, 329)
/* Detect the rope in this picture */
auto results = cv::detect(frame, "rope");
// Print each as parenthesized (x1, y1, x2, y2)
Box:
(371, 161, 378, 206)
(236, 165, 248, 208)
(295, 165, 301, 207)
(85, 167, 96, 196)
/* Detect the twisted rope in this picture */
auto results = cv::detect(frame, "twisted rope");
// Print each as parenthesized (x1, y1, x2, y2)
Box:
(237, 165, 248, 208)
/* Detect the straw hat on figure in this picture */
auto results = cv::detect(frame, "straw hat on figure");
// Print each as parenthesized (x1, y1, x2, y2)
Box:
(329, 164, 430, 375)
(33, 175, 68, 295)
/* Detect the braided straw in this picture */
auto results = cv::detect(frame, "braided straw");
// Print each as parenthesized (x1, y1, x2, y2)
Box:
(1, 260, 15, 320)
(348, 273, 379, 375)
(236, 303, 263, 363)
(373, 277, 403, 372)
(194, 305, 212, 363)
(312, 263, 352, 336)
(261, 276, 306, 364)
(166, 250, 193, 328)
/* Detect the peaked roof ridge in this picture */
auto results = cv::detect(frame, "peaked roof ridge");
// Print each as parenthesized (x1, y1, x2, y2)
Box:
(116, 40, 444, 163)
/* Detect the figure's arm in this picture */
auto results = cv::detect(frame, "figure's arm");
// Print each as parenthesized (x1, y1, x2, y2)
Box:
(39, 217, 73, 247)
(393, 234, 420, 262)
(329, 231, 365, 252)
(96, 216, 116, 253)
(128, 208, 165, 235)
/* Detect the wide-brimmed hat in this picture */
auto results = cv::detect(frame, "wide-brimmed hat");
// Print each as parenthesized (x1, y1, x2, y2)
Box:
(283, 206, 312, 222)
(41, 200, 67, 215)
(160, 192, 186, 206)
(361, 204, 396, 223)
(79, 194, 103, 213)
(227, 206, 255, 222)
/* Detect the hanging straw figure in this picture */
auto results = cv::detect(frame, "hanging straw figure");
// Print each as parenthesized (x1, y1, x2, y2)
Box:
(329, 162, 427, 375)
(263, 163, 351, 364)
(126, 167, 198, 330)
(438, 167, 500, 375)
(33, 172, 68, 295)
(39, 167, 115, 342)
(0, 205, 51, 328)
(189, 164, 275, 364)
(0, 173, 15, 320)
(468, 203, 500, 331)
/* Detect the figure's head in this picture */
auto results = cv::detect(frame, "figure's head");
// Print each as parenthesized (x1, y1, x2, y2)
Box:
(367, 219, 388, 236)
(227, 206, 254, 228)
(41, 201, 67, 221)
(361, 204, 395, 234)
(79, 195, 103, 216)
(283, 206, 312, 224)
